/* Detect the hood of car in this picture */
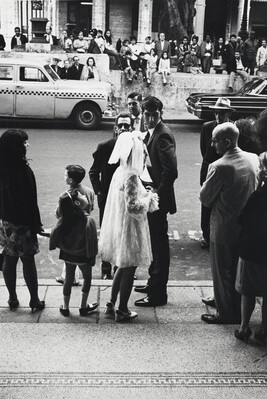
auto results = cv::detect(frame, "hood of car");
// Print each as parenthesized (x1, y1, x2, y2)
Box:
(56, 79, 111, 94)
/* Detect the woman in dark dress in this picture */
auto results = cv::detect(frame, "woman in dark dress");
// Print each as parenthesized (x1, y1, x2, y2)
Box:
(235, 151, 267, 343)
(0, 130, 45, 312)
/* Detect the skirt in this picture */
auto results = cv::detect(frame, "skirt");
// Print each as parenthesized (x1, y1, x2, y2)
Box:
(0, 220, 39, 257)
(235, 257, 267, 296)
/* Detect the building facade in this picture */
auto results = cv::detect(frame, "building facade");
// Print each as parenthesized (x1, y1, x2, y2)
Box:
(0, 0, 267, 50)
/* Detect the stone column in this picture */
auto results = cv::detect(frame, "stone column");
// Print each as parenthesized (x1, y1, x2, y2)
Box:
(237, 0, 245, 35)
(0, 0, 17, 50)
(92, 0, 106, 31)
(194, 0, 206, 43)
(137, 0, 153, 42)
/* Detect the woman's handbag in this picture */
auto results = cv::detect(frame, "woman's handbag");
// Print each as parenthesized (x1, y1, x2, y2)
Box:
(212, 58, 222, 67)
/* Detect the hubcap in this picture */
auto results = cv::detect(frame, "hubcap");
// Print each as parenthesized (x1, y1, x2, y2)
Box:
(80, 110, 94, 124)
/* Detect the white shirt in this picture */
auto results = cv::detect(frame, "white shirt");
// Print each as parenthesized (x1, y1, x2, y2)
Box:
(133, 115, 141, 130)
(256, 46, 267, 67)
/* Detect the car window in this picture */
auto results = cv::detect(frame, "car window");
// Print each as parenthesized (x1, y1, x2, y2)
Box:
(44, 65, 60, 81)
(237, 79, 263, 94)
(19, 67, 49, 82)
(259, 84, 267, 95)
(0, 66, 13, 80)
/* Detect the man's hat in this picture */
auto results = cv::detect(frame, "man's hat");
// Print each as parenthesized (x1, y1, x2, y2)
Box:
(209, 97, 236, 112)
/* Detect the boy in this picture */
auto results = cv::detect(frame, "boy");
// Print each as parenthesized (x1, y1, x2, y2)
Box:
(55, 165, 94, 285)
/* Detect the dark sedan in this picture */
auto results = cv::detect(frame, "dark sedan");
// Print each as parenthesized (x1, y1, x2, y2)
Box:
(186, 78, 267, 121)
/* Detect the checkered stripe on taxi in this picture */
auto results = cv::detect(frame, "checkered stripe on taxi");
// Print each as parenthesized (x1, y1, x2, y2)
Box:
(0, 88, 106, 99)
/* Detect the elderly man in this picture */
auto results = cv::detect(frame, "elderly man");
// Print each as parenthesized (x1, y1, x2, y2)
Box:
(200, 122, 259, 324)
(89, 112, 134, 279)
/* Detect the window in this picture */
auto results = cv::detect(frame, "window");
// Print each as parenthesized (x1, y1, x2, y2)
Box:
(20, 67, 48, 82)
(0, 66, 13, 80)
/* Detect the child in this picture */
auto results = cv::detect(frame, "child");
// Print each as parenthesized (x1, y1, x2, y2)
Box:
(50, 188, 98, 317)
(146, 48, 158, 86)
(138, 52, 148, 82)
(55, 165, 94, 286)
(158, 51, 171, 86)
(121, 50, 135, 83)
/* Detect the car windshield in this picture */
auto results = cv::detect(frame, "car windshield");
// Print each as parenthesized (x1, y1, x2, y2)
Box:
(237, 79, 263, 95)
(44, 65, 60, 81)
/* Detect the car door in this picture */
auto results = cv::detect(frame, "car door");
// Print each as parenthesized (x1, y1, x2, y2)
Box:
(15, 65, 55, 118)
(0, 65, 15, 115)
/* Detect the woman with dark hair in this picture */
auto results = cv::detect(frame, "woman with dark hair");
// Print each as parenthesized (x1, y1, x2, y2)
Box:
(103, 29, 123, 70)
(0, 130, 45, 312)
(80, 56, 100, 81)
(236, 117, 261, 154)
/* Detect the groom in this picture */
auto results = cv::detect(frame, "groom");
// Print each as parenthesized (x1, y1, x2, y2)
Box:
(135, 96, 178, 307)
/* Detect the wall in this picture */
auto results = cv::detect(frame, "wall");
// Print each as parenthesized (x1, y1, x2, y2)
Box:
(108, 0, 133, 43)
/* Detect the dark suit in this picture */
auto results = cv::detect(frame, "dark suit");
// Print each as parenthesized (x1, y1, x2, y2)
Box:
(44, 34, 58, 45)
(89, 138, 119, 275)
(59, 68, 70, 79)
(145, 121, 178, 302)
(132, 114, 146, 132)
(200, 120, 220, 241)
(51, 64, 62, 76)
(154, 40, 171, 60)
(68, 63, 84, 80)
(87, 39, 101, 54)
(11, 34, 28, 49)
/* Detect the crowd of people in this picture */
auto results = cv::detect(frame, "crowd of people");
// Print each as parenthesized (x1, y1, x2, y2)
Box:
(3, 25, 266, 90)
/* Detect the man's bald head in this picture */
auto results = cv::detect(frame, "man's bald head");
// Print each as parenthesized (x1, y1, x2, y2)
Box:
(212, 122, 239, 155)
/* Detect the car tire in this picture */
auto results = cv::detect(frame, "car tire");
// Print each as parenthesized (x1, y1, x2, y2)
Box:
(74, 103, 101, 130)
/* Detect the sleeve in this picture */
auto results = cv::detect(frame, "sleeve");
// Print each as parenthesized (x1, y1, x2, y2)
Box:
(89, 145, 103, 195)
(199, 164, 222, 208)
(157, 132, 178, 195)
(200, 124, 207, 158)
(124, 175, 150, 221)
(158, 59, 163, 73)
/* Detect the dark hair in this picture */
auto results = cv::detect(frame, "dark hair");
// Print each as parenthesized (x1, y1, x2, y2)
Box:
(161, 51, 169, 59)
(230, 34, 237, 38)
(14, 27, 20, 31)
(182, 36, 189, 41)
(142, 96, 163, 113)
(130, 35, 137, 42)
(125, 50, 132, 56)
(115, 112, 134, 128)
(104, 29, 112, 44)
(128, 92, 142, 102)
(192, 35, 199, 42)
(66, 165, 85, 184)
(86, 56, 96, 67)
(139, 52, 145, 56)
(150, 48, 155, 55)
(97, 29, 103, 35)
(0, 130, 28, 168)
(122, 39, 129, 45)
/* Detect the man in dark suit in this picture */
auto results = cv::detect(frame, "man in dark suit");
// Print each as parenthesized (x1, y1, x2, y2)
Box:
(59, 59, 70, 79)
(89, 112, 134, 279)
(68, 56, 84, 80)
(154, 32, 171, 62)
(11, 27, 28, 49)
(51, 58, 62, 75)
(134, 96, 178, 307)
(44, 25, 58, 45)
(127, 92, 145, 132)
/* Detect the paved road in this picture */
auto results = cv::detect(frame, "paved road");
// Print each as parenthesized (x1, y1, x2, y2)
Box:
(0, 120, 210, 280)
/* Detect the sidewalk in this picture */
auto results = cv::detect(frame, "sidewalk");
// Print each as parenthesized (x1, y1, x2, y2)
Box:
(0, 279, 267, 398)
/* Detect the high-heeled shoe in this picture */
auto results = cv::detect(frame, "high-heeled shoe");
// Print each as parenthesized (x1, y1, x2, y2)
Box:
(255, 329, 267, 344)
(79, 303, 98, 316)
(8, 299, 19, 311)
(29, 300, 45, 313)
(59, 305, 69, 317)
(234, 327, 252, 343)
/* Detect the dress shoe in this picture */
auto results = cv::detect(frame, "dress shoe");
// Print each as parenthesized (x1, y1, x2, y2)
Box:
(134, 296, 167, 307)
(79, 303, 99, 316)
(60, 305, 69, 317)
(56, 277, 64, 284)
(201, 314, 224, 324)
(202, 297, 216, 308)
(8, 298, 19, 311)
(134, 285, 149, 294)
(200, 238, 209, 249)
(115, 309, 138, 322)
(234, 328, 252, 343)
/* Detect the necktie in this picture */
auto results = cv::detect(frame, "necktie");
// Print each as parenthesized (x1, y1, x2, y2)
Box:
(143, 131, 150, 145)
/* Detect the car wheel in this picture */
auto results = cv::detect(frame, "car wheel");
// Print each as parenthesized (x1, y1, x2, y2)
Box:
(74, 104, 101, 130)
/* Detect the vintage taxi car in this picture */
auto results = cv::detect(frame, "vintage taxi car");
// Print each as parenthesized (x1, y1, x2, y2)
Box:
(0, 58, 111, 129)
(186, 78, 267, 121)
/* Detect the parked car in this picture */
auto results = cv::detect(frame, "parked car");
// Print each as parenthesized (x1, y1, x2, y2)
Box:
(186, 78, 267, 121)
(0, 58, 112, 129)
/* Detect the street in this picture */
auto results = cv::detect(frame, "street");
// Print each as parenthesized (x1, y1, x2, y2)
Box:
(0, 119, 210, 281)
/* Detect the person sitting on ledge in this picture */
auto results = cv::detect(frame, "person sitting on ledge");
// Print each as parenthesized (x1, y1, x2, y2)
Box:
(228, 51, 249, 93)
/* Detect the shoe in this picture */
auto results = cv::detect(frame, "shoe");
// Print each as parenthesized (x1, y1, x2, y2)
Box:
(163, 82, 167, 86)
(79, 303, 99, 316)
(202, 297, 216, 308)
(29, 300, 45, 313)
(60, 305, 69, 317)
(134, 285, 149, 294)
(255, 329, 267, 344)
(7, 298, 19, 310)
(201, 314, 224, 324)
(115, 309, 138, 322)
(234, 328, 252, 343)
(134, 296, 167, 307)
(104, 301, 115, 317)
(56, 277, 64, 284)
(200, 238, 209, 249)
